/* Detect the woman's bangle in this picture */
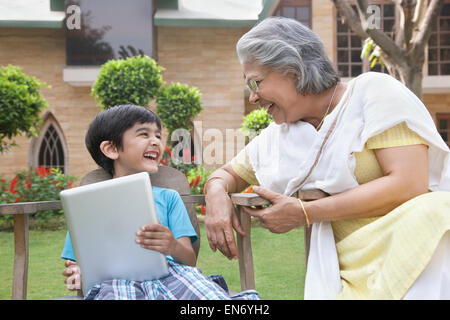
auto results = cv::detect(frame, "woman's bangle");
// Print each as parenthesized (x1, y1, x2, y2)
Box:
(203, 176, 229, 194)
(297, 198, 311, 228)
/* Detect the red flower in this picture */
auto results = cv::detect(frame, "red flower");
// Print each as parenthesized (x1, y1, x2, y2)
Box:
(199, 204, 206, 215)
(164, 146, 172, 158)
(68, 181, 72, 188)
(160, 159, 167, 166)
(193, 176, 201, 189)
(15, 197, 21, 203)
(10, 176, 18, 193)
(10, 176, 18, 185)
(189, 179, 194, 187)
(25, 180, 32, 189)
(39, 165, 47, 177)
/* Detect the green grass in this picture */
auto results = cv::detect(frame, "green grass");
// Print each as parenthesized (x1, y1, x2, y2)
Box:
(0, 222, 306, 300)
(0, 229, 69, 300)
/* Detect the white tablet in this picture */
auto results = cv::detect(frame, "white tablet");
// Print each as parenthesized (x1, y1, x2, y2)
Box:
(60, 172, 169, 295)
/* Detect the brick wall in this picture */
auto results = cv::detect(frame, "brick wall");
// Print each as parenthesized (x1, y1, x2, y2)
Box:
(424, 93, 450, 124)
(312, 0, 336, 64)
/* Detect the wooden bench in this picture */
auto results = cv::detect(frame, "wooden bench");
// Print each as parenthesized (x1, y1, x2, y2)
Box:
(0, 166, 327, 299)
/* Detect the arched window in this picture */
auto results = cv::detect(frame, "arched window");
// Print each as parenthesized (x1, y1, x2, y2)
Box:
(30, 113, 68, 174)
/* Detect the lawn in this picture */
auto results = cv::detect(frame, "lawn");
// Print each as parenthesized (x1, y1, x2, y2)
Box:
(0, 221, 306, 300)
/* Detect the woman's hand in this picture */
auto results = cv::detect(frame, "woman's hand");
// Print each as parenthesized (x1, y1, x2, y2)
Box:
(62, 260, 82, 292)
(242, 186, 305, 233)
(205, 187, 246, 260)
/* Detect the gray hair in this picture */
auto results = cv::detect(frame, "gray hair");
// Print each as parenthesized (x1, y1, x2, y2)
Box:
(236, 16, 339, 95)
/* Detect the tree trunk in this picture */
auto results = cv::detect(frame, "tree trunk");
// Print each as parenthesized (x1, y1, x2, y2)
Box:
(398, 64, 424, 100)
(332, 0, 445, 101)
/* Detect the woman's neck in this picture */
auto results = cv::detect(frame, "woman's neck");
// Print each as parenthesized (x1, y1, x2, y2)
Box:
(301, 82, 347, 129)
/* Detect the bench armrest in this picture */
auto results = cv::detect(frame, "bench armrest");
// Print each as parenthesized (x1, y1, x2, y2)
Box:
(229, 191, 329, 291)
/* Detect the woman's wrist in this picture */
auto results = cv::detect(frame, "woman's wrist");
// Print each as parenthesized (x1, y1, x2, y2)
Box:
(297, 198, 311, 227)
(204, 177, 229, 196)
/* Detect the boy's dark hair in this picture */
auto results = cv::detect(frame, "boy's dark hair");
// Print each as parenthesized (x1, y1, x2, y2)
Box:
(85, 104, 162, 176)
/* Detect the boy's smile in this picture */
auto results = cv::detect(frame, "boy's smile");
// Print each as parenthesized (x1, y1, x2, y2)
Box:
(105, 122, 163, 178)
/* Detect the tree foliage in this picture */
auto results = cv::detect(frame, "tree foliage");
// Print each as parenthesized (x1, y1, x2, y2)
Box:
(156, 82, 203, 136)
(0, 65, 49, 153)
(241, 108, 273, 140)
(91, 55, 164, 109)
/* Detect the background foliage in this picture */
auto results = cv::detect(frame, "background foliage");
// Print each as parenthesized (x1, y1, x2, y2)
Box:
(0, 166, 76, 230)
(0, 65, 49, 153)
(91, 55, 164, 109)
(241, 108, 273, 140)
(156, 82, 203, 136)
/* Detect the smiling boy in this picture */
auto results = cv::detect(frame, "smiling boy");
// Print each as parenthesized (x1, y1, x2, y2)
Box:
(60, 104, 260, 300)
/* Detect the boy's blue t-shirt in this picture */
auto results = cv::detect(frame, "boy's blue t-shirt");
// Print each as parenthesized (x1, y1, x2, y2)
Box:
(61, 186, 198, 262)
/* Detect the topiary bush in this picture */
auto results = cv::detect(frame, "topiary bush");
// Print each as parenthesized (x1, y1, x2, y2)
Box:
(0, 65, 49, 153)
(91, 55, 164, 109)
(241, 108, 273, 140)
(156, 82, 202, 136)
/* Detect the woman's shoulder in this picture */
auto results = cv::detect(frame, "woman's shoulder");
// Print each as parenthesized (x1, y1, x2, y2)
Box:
(351, 72, 413, 102)
(353, 71, 402, 90)
(352, 71, 401, 89)
(354, 71, 393, 82)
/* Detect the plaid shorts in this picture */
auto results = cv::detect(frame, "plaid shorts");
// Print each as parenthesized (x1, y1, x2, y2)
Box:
(85, 260, 260, 300)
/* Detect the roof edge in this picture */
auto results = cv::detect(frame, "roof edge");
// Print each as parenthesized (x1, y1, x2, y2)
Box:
(154, 17, 256, 27)
(0, 20, 63, 28)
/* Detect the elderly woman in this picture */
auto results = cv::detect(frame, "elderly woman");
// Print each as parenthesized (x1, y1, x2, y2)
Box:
(203, 17, 450, 300)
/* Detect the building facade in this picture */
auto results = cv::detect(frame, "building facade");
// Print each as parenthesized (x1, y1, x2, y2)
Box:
(0, 0, 449, 180)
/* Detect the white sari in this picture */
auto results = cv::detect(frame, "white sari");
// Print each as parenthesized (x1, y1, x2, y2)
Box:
(245, 72, 450, 299)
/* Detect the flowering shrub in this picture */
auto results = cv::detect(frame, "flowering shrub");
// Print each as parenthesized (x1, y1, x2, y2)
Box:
(0, 166, 76, 230)
(185, 165, 215, 215)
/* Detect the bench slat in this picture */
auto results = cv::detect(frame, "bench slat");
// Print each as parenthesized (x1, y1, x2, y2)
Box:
(0, 201, 62, 216)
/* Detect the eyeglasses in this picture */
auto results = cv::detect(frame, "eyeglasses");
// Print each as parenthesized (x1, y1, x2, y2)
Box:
(247, 79, 259, 94)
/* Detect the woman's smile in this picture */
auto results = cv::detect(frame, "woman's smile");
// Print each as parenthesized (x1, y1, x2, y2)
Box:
(262, 102, 275, 115)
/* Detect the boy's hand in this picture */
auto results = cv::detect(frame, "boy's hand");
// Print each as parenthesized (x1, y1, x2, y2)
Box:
(62, 260, 81, 291)
(136, 224, 178, 256)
